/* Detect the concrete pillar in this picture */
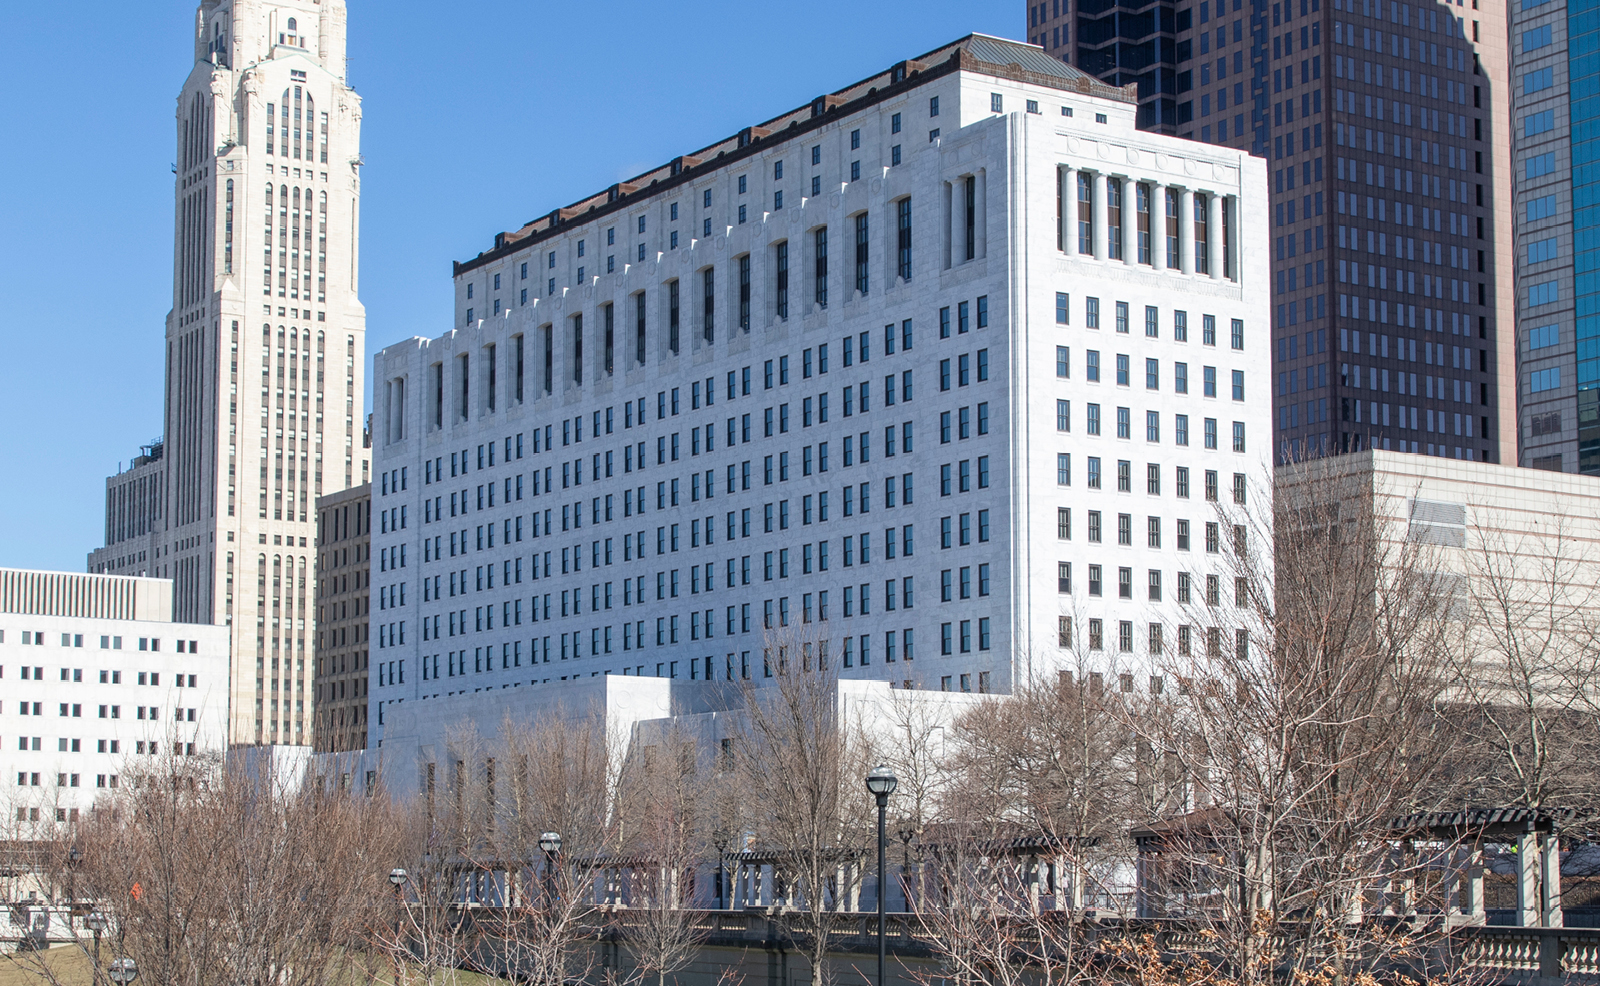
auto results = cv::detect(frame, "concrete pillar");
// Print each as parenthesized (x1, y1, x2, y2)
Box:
(1060, 168, 1077, 255)
(974, 170, 987, 260)
(1092, 172, 1109, 260)
(1540, 831, 1564, 928)
(1149, 184, 1166, 272)
(1517, 827, 1539, 927)
(1466, 848, 1486, 922)
(1207, 190, 1224, 279)
(1226, 195, 1240, 280)
(947, 181, 961, 270)
(1121, 178, 1138, 266)
(1179, 187, 1196, 275)
(1026, 855, 1041, 910)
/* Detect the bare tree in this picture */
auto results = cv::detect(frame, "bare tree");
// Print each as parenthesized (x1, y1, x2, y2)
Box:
(1443, 509, 1600, 820)
(732, 625, 874, 986)
(394, 709, 621, 986)
(610, 723, 714, 986)
(1124, 459, 1466, 985)
(50, 745, 406, 986)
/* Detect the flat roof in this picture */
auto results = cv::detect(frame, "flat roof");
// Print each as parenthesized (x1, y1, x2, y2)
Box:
(453, 34, 1135, 277)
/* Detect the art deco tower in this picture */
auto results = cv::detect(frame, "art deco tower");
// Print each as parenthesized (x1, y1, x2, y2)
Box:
(89, 0, 368, 747)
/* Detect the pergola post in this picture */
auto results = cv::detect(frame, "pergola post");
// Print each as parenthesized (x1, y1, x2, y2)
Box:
(1465, 847, 1486, 922)
(1539, 829, 1563, 928)
(1517, 826, 1539, 928)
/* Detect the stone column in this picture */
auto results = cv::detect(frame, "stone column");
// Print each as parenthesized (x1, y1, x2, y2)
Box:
(1121, 178, 1138, 265)
(1466, 848, 1486, 923)
(1060, 168, 1077, 255)
(1517, 826, 1539, 927)
(1179, 187, 1197, 275)
(1150, 183, 1166, 272)
(1540, 830, 1564, 928)
(1207, 190, 1224, 279)
(948, 181, 962, 269)
(1092, 172, 1109, 260)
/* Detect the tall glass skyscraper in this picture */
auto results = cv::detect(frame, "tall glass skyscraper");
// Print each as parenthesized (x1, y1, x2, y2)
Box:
(1512, 0, 1600, 472)
(1029, 0, 1519, 463)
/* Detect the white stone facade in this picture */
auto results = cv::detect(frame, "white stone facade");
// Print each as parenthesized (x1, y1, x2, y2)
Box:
(0, 570, 230, 830)
(366, 35, 1271, 749)
(87, 0, 369, 747)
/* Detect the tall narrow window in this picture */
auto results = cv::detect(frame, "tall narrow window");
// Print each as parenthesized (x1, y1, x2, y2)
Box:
(317, 192, 327, 301)
(319, 111, 329, 164)
(514, 333, 525, 402)
(486, 343, 497, 411)
(964, 177, 976, 261)
(433, 362, 443, 427)
(1165, 189, 1180, 268)
(1194, 193, 1210, 274)
(897, 198, 913, 281)
(458, 354, 470, 419)
(668, 280, 681, 355)
(635, 293, 647, 364)
(775, 242, 789, 319)
(814, 227, 829, 308)
(224, 179, 234, 274)
(278, 91, 288, 156)
(572, 315, 583, 385)
(702, 267, 715, 343)
(855, 214, 869, 296)
(1136, 183, 1151, 264)
(542, 325, 553, 393)
(1106, 179, 1123, 260)
(266, 102, 276, 155)
(1077, 174, 1093, 254)
(603, 303, 615, 376)
(739, 254, 751, 331)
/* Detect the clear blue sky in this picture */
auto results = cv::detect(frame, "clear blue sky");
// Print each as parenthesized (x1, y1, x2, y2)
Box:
(0, 0, 1018, 573)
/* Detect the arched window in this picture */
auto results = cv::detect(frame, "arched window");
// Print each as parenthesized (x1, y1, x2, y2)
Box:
(280, 17, 299, 47)
(304, 93, 315, 162)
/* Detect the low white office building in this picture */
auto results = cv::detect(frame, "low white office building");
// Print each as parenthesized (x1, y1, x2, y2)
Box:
(364, 33, 1271, 749)
(0, 570, 230, 828)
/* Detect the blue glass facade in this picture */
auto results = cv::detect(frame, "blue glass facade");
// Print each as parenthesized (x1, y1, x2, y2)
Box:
(1571, 0, 1600, 470)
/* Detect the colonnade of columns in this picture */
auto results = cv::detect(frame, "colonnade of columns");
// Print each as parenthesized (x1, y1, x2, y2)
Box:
(1058, 166, 1238, 283)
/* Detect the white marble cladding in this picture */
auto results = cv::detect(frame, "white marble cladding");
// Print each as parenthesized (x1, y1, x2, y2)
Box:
(0, 609, 229, 828)
(366, 56, 1271, 748)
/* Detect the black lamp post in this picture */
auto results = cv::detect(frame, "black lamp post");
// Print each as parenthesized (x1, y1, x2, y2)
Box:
(539, 832, 562, 908)
(387, 868, 408, 985)
(85, 912, 107, 983)
(864, 765, 898, 986)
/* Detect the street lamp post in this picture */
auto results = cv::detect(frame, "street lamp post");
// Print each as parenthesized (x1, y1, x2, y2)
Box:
(864, 766, 898, 986)
(388, 868, 408, 985)
(85, 912, 107, 984)
(539, 832, 562, 909)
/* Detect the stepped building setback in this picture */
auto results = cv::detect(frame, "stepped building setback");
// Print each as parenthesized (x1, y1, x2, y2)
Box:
(87, 0, 370, 747)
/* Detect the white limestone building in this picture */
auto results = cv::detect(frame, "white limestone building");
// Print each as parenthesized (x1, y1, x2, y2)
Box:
(87, 0, 369, 747)
(0, 570, 230, 829)
(364, 34, 1272, 748)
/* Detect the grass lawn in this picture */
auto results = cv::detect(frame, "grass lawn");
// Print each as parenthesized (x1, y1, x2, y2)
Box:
(0, 947, 512, 985)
